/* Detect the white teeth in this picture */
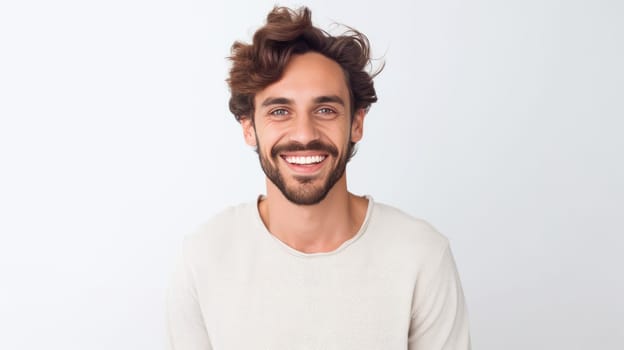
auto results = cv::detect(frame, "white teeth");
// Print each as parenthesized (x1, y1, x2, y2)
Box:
(285, 155, 326, 165)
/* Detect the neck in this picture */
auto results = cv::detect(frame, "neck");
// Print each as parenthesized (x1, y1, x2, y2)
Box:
(258, 175, 368, 253)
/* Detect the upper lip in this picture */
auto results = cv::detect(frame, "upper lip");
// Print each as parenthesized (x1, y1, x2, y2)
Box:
(280, 151, 328, 157)
(271, 141, 338, 159)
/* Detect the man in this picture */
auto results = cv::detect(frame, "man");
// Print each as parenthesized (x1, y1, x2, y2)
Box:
(167, 6, 470, 350)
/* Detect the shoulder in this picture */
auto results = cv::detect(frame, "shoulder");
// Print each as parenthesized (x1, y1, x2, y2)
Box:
(366, 201, 450, 261)
(182, 200, 259, 261)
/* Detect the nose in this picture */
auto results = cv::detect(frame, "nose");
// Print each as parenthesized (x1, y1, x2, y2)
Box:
(289, 113, 320, 144)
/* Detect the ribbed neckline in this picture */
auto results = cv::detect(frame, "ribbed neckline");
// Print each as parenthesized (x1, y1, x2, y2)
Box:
(250, 195, 374, 258)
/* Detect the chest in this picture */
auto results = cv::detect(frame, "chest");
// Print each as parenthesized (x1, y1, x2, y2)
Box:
(196, 254, 415, 349)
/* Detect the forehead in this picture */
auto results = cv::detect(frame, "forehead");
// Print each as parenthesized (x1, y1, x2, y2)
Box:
(255, 52, 350, 104)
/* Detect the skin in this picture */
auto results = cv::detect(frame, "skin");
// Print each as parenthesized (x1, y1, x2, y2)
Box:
(240, 52, 369, 253)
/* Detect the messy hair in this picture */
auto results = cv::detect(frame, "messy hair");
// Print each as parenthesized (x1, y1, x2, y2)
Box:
(227, 6, 381, 122)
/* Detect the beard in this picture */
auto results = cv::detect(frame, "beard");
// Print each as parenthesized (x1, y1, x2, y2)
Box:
(256, 138, 352, 206)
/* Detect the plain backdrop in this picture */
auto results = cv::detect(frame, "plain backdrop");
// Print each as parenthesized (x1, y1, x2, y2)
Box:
(1, 0, 622, 349)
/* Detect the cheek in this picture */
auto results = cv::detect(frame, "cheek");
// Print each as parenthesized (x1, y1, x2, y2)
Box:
(318, 121, 350, 140)
(335, 126, 353, 146)
(265, 122, 292, 139)
(255, 129, 281, 152)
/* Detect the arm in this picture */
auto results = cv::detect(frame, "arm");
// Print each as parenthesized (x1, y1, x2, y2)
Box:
(166, 239, 213, 350)
(408, 245, 471, 350)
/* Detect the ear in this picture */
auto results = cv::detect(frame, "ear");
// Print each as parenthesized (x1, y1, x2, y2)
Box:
(240, 117, 257, 147)
(350, 108, 366, 143)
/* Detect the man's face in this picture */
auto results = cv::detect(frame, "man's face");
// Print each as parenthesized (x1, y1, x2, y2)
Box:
(241, 52, 364, 205)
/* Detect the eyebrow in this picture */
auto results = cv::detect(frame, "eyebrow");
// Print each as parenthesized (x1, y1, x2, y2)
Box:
(314, 95, 345, 106)
(261, 97, 293, 107)
(260, 95, 345, 108)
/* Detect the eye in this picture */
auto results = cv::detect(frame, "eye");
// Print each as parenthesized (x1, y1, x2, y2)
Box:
(269, 108, 290, 118)
(316, 107, 337, 117)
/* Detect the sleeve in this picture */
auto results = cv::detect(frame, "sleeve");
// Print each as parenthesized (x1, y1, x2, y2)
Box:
(408, 244, 471, 350)
(166, 239, 213, 350)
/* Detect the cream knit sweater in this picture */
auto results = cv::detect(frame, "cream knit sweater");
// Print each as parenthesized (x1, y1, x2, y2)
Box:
(167, 198, 470, 349)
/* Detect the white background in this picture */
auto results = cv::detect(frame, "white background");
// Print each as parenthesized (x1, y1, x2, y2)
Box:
(1, 0, 622, 349)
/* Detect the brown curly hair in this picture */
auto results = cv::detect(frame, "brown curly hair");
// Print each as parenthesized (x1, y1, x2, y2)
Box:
(226, 6, 381, 122)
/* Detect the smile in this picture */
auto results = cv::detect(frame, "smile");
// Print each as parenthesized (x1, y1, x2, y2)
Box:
(282, 155, 327, 165)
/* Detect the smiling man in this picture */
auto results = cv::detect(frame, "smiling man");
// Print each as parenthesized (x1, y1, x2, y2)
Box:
(167, 6, 470, 350)
(248, 53, 357, 208)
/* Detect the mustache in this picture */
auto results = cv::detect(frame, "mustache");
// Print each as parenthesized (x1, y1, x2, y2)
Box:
(271, 140, 339, 159)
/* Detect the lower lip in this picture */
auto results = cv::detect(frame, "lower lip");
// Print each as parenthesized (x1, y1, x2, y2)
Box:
(281, 157, 327, 174)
